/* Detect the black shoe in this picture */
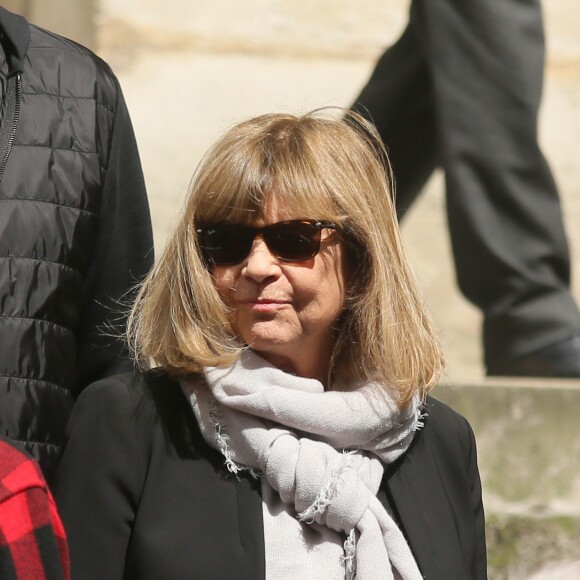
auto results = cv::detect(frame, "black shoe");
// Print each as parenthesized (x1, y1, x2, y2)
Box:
(487, 335, 580, 378)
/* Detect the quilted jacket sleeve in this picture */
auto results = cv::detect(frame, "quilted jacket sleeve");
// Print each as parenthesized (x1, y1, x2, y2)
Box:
(73, 78, 153, 396)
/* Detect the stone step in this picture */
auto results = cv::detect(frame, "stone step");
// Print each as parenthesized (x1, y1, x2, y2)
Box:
(486, 513, 580, 579)
(435, 379, 580, 578)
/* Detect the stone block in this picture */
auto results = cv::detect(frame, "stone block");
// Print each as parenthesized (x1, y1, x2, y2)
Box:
(436, 380, 580, 578)
(487, 514, 580, 579)
(97, 0, 579, 66)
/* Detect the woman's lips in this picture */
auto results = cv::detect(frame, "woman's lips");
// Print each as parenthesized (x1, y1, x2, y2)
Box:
(239, 299, 289, 312)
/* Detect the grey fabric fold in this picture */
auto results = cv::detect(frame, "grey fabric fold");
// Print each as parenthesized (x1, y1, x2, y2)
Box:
(181, 350, 424, 579)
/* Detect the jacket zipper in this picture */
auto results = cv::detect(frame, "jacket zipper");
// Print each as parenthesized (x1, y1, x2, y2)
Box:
(0, 73, 22, 183)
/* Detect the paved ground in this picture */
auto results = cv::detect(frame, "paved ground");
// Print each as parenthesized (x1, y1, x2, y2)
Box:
(103, 47, 580, 382)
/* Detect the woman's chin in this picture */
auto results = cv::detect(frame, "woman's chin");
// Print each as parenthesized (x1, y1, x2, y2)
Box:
(246, 337, 293, 358)
(240, 323, 298, 353)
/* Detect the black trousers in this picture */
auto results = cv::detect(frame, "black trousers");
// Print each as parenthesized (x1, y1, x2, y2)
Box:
(353, 0, 580, 371)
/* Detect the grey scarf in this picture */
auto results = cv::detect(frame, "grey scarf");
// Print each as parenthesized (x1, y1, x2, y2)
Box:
(181, 350, 424, 579)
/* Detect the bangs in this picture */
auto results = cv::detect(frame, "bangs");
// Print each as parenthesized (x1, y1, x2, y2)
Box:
(189, 115, 352, 227)
(191, 163, 347, 226)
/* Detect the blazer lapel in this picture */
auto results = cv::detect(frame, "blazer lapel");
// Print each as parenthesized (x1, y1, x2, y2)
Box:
(235, 473, 266, 578)
(384, 431, 469, 579)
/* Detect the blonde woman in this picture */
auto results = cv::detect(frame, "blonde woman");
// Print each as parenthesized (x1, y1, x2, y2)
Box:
(55, 110, 487, 579)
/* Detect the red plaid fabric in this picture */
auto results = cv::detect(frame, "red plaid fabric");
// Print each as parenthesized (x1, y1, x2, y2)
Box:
(0, 438, 70, 580)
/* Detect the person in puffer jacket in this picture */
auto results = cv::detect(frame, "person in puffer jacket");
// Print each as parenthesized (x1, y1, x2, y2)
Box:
(0, 6, 154, 485)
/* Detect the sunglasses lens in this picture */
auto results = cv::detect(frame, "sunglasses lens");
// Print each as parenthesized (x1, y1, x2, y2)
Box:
(199, 225, 253, 265)
(266, 222, 321, 262)
(198, 220, 331, 265)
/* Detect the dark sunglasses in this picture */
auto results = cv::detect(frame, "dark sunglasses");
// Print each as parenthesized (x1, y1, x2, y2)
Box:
(196, 219, 337, 266)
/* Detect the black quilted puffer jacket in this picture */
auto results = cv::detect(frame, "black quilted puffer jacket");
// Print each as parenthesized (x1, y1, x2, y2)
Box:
(0, 7, 154, 484)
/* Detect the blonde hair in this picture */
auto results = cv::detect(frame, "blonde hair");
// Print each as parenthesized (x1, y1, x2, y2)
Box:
(128, 109, 443, 404)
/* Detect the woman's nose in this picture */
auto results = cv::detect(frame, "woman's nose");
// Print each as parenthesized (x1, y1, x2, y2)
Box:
(242, 237, 281, 282)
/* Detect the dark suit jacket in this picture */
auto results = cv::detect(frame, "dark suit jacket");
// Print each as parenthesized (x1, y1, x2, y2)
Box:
(55, 371, 487, 579)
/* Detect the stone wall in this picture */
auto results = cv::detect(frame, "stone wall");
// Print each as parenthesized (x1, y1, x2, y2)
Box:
(4, 1, 579, 66)
(108, 1, 580, 66)
(97, 0, 580, 65)
(437, 382, 580, 579)
(98, 0, 407, 58)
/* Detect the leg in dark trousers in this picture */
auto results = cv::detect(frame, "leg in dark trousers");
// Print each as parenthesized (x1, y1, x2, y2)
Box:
(353, 0, 580, 376)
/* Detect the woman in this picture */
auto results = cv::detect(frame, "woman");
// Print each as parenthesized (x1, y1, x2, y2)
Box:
(55, 110, 487, 579)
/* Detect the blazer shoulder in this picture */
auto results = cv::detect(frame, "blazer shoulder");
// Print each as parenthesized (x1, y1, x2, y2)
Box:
(73, 370, 213, 463)
(422, 395, 475, 451)
(73, 371, 151, 415)
(71, 371, 181, 435)
(75, 369, 183, 406)
(424, 394, 468, 424)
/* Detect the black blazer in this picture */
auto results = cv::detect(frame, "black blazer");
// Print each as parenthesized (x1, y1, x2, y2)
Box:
(55, 372, 487, 579)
